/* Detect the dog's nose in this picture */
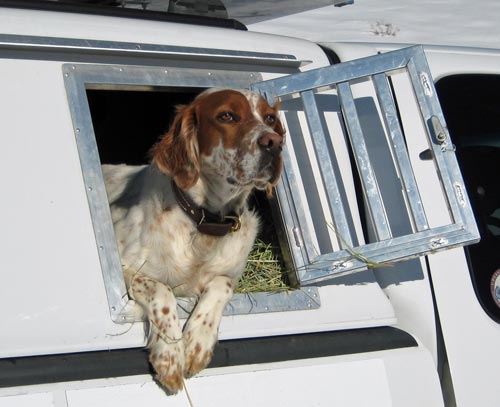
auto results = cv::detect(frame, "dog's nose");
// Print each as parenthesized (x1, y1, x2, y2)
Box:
(258, 132, 283, 156)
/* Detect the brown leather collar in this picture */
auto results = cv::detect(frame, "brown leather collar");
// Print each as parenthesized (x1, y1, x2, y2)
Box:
(172, 180, 242, 237)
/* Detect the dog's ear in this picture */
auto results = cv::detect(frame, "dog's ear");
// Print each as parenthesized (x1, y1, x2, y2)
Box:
(151, 104, 200, 189)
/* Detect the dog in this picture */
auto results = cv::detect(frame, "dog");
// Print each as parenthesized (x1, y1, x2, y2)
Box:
(102, 88, 285, 393)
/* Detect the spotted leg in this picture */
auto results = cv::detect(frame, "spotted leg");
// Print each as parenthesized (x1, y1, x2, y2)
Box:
(129, 274, 185, 393)
(183, 275, 234, 378)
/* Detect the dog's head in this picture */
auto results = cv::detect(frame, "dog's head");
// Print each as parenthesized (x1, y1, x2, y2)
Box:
(151, 89, 285, 193)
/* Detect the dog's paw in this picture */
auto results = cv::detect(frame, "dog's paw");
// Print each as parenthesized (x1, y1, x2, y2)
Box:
(183, 317, 217, 378)
(129, 274, 186, 392)
(150, 337, 185, 394)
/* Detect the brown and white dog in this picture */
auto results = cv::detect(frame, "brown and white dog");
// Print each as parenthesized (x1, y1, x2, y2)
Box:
(102, 89, 285, 393)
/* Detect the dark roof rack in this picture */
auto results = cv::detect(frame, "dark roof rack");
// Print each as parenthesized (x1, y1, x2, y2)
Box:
(0, 0, 247, 31)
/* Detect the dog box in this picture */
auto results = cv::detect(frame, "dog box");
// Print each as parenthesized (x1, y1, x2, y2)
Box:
(0, 25, 479, 358)
(2, 29, 389, 358)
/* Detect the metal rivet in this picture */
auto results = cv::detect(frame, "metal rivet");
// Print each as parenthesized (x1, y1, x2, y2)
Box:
(430, 237, 448, 249)
(75, 128, 80, 133)
(87, 186, 93, 191)
(111, 306, 116, 312)
(64, 73, 69, 77)
(207, 72, 212, 76)
(420, 72, 433, 97)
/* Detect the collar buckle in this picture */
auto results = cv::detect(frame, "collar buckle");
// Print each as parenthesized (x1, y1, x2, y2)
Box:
(225, 215, 242, 232)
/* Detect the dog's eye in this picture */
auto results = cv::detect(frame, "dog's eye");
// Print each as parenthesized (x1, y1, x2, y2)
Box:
(264, 114, 276, 126)
(217, 111, 238, 123)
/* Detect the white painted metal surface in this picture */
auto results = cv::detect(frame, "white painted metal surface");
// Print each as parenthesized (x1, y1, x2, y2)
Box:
(0, 7, 395, 358)
(324, 40, 500, 343)
(0, 57, 147, 356)
(219, 275, 395, 339)
(0, 7, 326, 71)
(248, 1, 500, 51)
(374, 44, 500, 407)
(0, 347, 444, 407)
(430, 249, 500, 407)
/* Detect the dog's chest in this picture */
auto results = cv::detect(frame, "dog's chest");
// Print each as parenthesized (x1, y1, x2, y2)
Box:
(146, 207, 259, 295)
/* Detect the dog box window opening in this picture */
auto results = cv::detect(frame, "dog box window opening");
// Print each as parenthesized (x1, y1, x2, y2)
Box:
(86, 87, 292, 293)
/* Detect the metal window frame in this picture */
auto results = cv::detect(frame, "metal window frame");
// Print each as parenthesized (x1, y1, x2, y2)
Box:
(63, 62, 320, 323)
(251, 45, 480, 284)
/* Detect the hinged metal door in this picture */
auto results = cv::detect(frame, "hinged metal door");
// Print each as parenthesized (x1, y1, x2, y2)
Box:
(251, 46, 479, 284)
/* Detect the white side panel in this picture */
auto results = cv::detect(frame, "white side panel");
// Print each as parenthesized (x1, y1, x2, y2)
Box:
(0, 58, 146, 357)
(374, 258, 439, 364)
(0, 7, 328, 71)
(402, 47, 500, 407)
(219, 274, 396, 339)
(67, 360, 392, 407)
(429, 249, 500, 407)
(0, 347, 443, 407)
(0, 23, 396, 358)
(2, 393, 53, 407)
(248, 2, 500, 51)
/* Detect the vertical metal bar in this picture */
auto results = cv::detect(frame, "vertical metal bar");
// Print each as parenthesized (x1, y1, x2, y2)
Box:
(63, 67, 130, 323)
(406, 53, 464, 225)
(301, 90, 354, 248)
(372, 73, 429, 232)
(337, 81, 392, 241)
(280, 141, 320, 267)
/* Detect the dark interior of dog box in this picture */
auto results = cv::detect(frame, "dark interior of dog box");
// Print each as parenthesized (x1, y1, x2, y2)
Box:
(86, 88, 291, 290)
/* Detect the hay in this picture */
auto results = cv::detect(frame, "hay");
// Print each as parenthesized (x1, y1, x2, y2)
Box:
(236, 239, 290, 293)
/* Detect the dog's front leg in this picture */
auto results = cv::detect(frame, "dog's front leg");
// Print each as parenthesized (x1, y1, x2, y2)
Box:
(130, 274, 185, 393)
(183, 275, 234, 377)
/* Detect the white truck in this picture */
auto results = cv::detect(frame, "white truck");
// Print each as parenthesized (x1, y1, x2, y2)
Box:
(0, 2, 499, 406)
